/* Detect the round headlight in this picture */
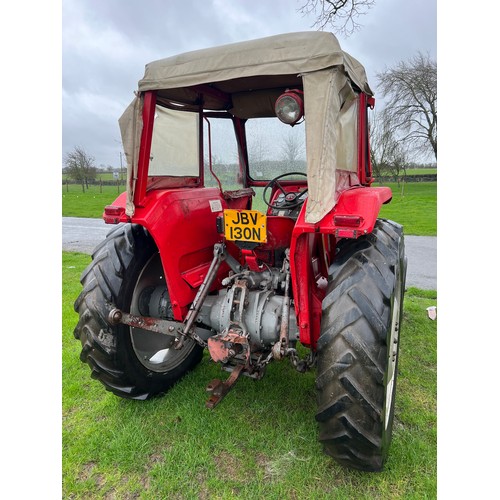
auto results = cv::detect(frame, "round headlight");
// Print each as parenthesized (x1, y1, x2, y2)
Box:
(275, 91, 304, 125)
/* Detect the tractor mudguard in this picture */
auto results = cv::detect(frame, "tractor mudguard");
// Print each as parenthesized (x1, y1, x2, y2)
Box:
(289, 186, 392, 349)
(292, 186, 392, 238)
(330, 186, 393, 237)
(102, 191, 128, 224)
(104, 187, 235, 321)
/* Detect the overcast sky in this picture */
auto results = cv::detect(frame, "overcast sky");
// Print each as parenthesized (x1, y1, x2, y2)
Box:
(62, 0, 437, 168)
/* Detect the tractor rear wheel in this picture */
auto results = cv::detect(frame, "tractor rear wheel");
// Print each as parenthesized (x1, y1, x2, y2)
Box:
(315, 219, 406, 471)
(73, 224, 203, 399)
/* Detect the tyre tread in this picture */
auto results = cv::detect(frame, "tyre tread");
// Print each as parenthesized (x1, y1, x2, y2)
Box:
(315, 219, 405, 471)
(74, 224, 202, 400)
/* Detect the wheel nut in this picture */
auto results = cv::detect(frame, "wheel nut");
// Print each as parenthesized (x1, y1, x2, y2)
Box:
(108, 309, 122, 324)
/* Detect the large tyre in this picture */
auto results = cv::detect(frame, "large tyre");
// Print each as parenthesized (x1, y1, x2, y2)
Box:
(315, 219, 407, 471)
(73, 224, 203, 400)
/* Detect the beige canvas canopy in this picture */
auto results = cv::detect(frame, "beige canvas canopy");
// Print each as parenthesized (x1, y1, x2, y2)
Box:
(120, 31, 373, 222)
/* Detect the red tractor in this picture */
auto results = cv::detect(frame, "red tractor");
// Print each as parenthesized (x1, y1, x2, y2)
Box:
(74, 32, 407, 472)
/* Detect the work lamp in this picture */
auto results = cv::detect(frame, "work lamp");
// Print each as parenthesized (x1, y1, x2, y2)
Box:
(275, 90, 304, 126)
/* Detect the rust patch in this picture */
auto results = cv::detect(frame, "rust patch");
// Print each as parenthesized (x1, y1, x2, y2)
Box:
(207, 331, 250, 364)
(206, 363, 245, 409)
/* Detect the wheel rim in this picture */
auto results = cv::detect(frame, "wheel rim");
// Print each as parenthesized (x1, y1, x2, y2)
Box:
(129, 253, 197, 373)
(384, 268, 402, 430)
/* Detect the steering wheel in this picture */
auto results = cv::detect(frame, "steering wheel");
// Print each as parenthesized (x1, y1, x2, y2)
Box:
(262, 172, 308, 210)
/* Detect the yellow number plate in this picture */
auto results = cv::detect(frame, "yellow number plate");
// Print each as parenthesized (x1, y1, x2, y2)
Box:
(224, 210, 267, 243)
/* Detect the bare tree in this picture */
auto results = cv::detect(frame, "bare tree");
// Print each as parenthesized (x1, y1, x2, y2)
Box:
(247, 140, 272, 179)
(248, 133, 270, 166)
(369, 109, 393, 179)
(376, 52, 437, 160)
(387, 140, 408, 193)
(370, 109, 409, 191)
(280, 133, 305, 170)
(298, 0, 375, 36)
(64, 146, 97, 191)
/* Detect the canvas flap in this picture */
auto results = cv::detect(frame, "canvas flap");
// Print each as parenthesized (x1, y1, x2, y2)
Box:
(303, 69, 359, 223)
(118, 95, 143, 217)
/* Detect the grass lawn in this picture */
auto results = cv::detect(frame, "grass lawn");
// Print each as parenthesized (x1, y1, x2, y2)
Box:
(375, 182, 436, 236)
(62, 182, 436, 236)
(62, 185, 126, 218)
(378, 168, 437, 176)
(63, 251, 437, 499)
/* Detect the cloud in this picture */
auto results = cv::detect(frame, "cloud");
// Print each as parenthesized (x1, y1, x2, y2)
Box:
(62, 0, 437, 167)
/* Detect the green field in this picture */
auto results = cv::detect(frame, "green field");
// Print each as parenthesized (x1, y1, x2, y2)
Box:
(62, 181, 436, 236)
(63, 173, 126, 182)
(63, 252, 437, 498)
(62, 185, 126, 217)
(376, 182, 436, 236)
(404, 168, 437, 176)
(377, 168, 437, 177)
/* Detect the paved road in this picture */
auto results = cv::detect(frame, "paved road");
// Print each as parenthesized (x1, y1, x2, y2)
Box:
(62, 217, 437, 290)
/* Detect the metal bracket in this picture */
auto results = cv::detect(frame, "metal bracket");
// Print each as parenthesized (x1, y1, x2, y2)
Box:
(206, 364, 245, 409)
(272, 250, 291, 360)
(107, 308, 212, 346)
(174, 243, 226, 350)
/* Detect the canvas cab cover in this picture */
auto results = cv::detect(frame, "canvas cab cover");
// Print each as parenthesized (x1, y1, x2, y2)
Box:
(120, 31, 373, 223)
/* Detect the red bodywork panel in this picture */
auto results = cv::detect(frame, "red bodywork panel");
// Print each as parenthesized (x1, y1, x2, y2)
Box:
(103, 90, 390, 350)
(105, 184, 390, 346)
(289, 186, 392, 348)
(106, 188, 248, 321)
(134, 91, 156, 208)
(358, 93, 374, 186)
(134, 188, 257, 320)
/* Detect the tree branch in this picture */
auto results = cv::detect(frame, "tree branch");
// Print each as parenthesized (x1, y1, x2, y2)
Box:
(298, 0, 375, 36)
